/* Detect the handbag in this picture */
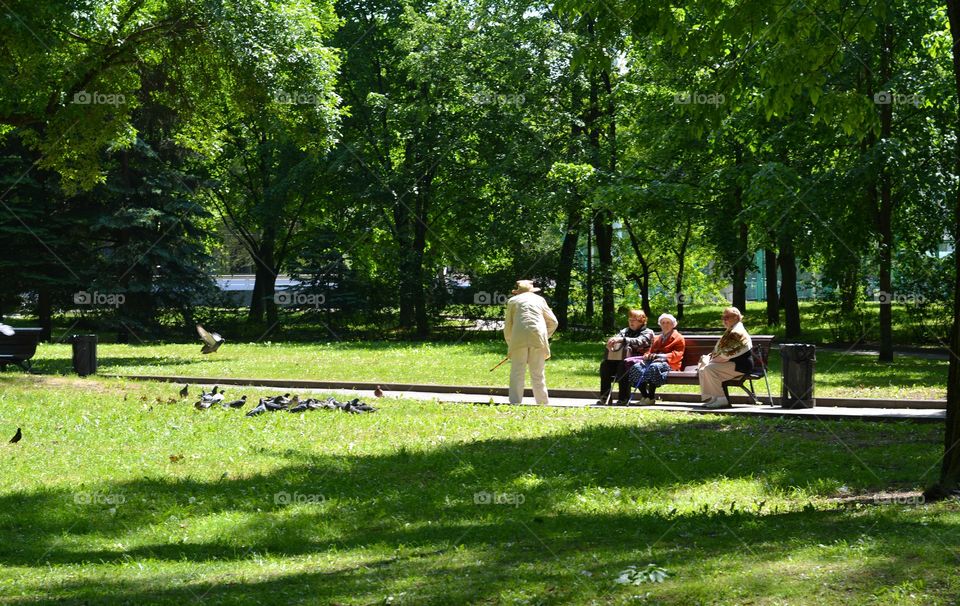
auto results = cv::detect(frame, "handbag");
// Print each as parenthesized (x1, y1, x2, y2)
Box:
(605, 338, 626, 361)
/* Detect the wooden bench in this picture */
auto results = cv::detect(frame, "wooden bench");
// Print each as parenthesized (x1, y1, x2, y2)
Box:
(0, 327, 43, 372)
(635, 334, 775, 405)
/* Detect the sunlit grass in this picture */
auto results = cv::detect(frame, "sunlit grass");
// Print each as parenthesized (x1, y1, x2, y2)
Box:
(0, 374, 957, 604)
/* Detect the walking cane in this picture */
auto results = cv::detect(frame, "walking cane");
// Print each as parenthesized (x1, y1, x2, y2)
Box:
(489, 355, 510, 372)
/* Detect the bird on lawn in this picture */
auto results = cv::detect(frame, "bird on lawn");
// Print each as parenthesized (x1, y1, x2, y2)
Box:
(196, 324, 224, 354)
(245, 399, 265, 416)
(179, 384, 189, 398)
(9, 427, 22, 443)
(374, 385, 384, 398)
(222, 395, 247, 409)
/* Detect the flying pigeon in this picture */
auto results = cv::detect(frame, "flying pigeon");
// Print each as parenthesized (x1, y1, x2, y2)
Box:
(0, 323, 14, 336)
(196, 324, 224, 354)
(9, 427, 22, 443)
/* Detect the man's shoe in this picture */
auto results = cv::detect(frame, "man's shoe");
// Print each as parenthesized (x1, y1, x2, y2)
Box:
(702, 397, 731, 410)
(640, 397, 655, 406)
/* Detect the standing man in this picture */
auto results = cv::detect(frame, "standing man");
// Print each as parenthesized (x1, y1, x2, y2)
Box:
(504, 279, 558, 405)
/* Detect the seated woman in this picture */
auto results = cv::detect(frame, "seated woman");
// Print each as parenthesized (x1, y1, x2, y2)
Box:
(599, 309, 655, 405)
(699, 306, 753, 409)
(624, 313, 685, 405)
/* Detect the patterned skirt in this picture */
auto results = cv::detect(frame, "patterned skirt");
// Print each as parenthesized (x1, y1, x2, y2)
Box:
(626, 360, 671, 388)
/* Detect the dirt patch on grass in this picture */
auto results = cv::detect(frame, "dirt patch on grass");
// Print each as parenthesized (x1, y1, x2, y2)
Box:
(827, 489, 927, 507)
(0, 374, 121, 394)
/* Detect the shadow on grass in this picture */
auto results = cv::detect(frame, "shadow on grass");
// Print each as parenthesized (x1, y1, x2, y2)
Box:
(0, 417, 951, 604)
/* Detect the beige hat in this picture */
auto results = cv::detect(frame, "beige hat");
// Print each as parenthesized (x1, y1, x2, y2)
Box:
(511, 279, 541, 295)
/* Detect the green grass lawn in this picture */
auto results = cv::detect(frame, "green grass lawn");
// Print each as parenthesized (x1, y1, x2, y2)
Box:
(0, 374, 957, 604)
(25, 339, 949, 401)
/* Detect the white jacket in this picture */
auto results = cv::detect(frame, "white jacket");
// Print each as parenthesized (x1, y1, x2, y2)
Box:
(504, 292, 558, 358)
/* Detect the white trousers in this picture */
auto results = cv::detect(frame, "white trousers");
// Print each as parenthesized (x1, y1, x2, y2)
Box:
(509, 347, 549, 404)
(698, 359, 743, 399)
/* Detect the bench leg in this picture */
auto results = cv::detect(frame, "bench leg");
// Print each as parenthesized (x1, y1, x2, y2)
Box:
(740, 381, 759, 405)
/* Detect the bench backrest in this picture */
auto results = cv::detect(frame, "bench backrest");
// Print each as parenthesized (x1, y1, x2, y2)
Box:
(677, 334, 774, 370)
(0, 328, 44, 359)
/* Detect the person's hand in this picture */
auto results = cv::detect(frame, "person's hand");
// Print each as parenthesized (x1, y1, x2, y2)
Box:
(606, 337, 618, 350)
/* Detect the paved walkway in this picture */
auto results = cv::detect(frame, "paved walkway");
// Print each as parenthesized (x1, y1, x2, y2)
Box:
(340, 387, 944, 423)
(148, 380, 943, 423)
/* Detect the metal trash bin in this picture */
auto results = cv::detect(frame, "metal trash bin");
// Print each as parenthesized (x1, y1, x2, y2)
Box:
(71, 334, 98, 376)
(779, 343, 816, 408)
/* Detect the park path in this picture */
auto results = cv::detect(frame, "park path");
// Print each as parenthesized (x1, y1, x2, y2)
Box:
(113, 374, 944, 423)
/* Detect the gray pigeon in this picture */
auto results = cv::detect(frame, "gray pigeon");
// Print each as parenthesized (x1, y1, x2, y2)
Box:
(196, 325, 224, 354)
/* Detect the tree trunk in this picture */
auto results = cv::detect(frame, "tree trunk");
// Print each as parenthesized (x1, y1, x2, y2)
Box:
(555, 64, 585, 331)
(413, 186, 430, 339)
(594, 211, 615, 333)
(36, 288, 52, 341)
(624, 218, 652, 317)
(599, 66, 617, 333)
(927, 0, 960, 499)
(765, 248, 779, 326)
(555, 205, 582, 330)
(248, 227, 278, 326)
(732, 222, 748, 312)
(779, 235, 801, 339)
(731, 147, 748, 312)
(674, 220, 692, 321)
(877, 22, 895, 363)
(585, 220, 594, 320)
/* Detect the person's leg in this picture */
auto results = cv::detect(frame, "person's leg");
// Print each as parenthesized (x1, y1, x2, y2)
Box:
(700, 361, 741, 407)
(699, 362, 725, 400)
(528, 348, 549, 405)
(600, 359, 615, 402)
(617, 372, 633, 403)
(509, 348, 529, 404)
(647, 384, 657, 401)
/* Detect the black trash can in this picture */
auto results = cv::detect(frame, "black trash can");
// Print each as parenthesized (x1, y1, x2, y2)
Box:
(71, 334, 98, 376)
(779, 343, 816, 408)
